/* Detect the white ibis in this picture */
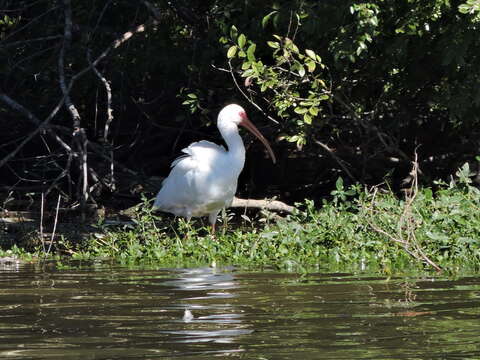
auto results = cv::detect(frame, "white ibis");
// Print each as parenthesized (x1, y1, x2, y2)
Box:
(154, 104, 276, 232)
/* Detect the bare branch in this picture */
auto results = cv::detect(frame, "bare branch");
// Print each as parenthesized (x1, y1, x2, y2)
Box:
(333, 92, 412, 165)
(0, 5, 59, 43)
(59, 0, 81, 128)
(142, 0, 162, 20)
(46, 194, 61, 256)
(87, 52, 114, 142)
(0, 93, 71, 169)
(2, 35, 63, 48)
(87, 51, 116, 190)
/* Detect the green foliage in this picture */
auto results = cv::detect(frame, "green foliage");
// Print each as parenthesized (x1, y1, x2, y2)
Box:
(65, 164, 480, 273)
(4, 162, 479, 274)
(0, 245, 36, 262)
(459, 0, 480, 21)
(227, 30, 329, 147)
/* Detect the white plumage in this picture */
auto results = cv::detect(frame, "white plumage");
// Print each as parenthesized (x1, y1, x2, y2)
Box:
(154, 104, 276, 231)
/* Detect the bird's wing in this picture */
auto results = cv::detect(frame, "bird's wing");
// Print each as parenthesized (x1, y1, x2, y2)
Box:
(171, 140, 226, 168)
(154, 140, 227, 216)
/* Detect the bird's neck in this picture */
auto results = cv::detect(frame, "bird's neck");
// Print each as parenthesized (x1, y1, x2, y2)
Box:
(219, 124, 245, 173)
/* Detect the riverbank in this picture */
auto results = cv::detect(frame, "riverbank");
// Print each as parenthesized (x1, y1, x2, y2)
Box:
(2, 164, 479, 274)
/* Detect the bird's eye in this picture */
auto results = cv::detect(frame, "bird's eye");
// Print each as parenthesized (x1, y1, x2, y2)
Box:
(239, 111, 247, 119)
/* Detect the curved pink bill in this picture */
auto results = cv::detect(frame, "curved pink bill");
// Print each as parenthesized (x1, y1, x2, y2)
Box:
(240, 117, 277, 164)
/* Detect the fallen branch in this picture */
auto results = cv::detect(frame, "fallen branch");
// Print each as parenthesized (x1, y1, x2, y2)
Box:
(231, 197, 295, 213)
(122, 197, 294, 218)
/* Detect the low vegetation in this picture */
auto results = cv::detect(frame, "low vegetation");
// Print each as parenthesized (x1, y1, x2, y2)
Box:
(10, 161, 470, 274)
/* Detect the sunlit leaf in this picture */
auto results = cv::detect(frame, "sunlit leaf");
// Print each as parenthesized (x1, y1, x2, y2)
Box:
(267, 41, 280, 48)
(298, 64, 306, 77)
(247, 43, 256, 61)
(238, 34, 246, 48)
(262, 11, 277, 28)
(305, 49, 316, 60)
(230, 25, 238, 40)
(306, 61, 316, 72)
(227, 45, 238, 58)
(303, 113, 312, 124)
(241, 61, 251, 70)
(294, 107, 307, 114)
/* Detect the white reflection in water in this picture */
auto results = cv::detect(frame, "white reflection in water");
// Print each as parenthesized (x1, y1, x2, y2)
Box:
(166, 267, 250, 345)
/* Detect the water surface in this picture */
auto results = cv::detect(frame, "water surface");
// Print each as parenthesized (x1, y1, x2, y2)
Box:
(0, 262, 479, 359)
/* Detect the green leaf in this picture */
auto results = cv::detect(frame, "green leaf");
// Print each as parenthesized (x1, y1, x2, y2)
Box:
(262, 11, 277, 28)
(230, 25, 238, 40)
(294, 107, 308, 114)
(227, 45, 238, 59)
(309, 107, 319, 116)
(305, 49, 316, 60)
(267, 41, 280, 49)
(288, 135, 299, 143)
(303, 113, 312, 124)
(426, 231, 449, 242)
(297, 64, 306, 77)
(242, 69, 255, 78)
(238, 34, 246, 48)
(187, 93, 197, 99)
(306, 61, 316, 73)
(336, 177, 344, 191)
(241, 61, 251, 70)
(424, 187, 433, 200)
(247, 43, 256, 61)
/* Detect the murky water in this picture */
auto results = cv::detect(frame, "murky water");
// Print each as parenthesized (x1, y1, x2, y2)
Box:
(0, 262, 479, 359)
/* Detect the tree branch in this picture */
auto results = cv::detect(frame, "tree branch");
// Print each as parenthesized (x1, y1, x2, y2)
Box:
(0, 93, 72, 169)
(226, 60, 279, 124)
(231, 197, 294, 213)
(313, 137, 358, 183)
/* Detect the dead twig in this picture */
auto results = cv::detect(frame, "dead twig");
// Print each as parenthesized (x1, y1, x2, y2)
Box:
(2, 35, 63, 48)
(313, 138, 357, 183)
(400, 152, 441, 272)
(365, 151, 442, 272)
(40, 193, 45, 253)
(88, 50, 116, 190)
(45, 194, 61, 256)
(333, 93, 413, 167)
